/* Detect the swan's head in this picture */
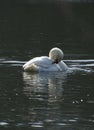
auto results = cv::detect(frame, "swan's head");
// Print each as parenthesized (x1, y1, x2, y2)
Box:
(49, 47, 64, 64)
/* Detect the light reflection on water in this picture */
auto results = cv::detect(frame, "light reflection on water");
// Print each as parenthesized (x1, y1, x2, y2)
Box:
(0, 59, 94, 129)
(23, 71, 66, 94)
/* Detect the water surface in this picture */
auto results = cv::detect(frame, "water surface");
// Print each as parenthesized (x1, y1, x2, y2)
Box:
(0, 55, 94, 130)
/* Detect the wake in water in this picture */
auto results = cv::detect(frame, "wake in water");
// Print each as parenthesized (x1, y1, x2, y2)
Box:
(64, 59, 94, 74)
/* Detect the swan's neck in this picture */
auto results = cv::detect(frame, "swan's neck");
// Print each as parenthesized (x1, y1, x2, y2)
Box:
(58, 61, 68, 71)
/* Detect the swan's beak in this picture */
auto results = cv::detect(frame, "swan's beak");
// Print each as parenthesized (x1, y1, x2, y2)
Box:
(52, 59, 59, 64)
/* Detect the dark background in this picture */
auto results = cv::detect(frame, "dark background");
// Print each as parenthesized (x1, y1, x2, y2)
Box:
(0, 0, 94, 54)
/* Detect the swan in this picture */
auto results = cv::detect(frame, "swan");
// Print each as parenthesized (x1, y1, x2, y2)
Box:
(23, 47, 68, 72)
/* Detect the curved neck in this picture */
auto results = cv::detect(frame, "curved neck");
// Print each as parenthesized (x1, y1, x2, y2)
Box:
(58, 61, 68, 71)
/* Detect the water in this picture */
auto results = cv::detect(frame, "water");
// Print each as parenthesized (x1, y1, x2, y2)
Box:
(0, 54, 94, 130)
(0, 1, 94, 130)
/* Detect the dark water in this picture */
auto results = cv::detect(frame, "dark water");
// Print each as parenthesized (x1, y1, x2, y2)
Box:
(0, 1, 94, 130)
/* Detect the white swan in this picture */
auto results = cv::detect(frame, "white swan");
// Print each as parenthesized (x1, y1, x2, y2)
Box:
(23, 47, 68, 72)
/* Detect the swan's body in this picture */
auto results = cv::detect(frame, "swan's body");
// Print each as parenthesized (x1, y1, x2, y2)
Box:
(23, 47, 68, 72)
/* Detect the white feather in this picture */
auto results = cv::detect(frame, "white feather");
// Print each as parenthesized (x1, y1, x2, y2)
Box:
(23, 48, 68, 72)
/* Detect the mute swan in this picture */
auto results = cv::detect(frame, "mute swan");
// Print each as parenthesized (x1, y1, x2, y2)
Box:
(23, 47, 68, 72)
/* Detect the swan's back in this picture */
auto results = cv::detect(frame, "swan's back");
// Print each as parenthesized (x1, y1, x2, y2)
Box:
(23, 56, 54, 72)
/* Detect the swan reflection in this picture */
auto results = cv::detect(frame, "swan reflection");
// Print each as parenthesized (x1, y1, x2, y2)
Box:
(23, 72, 67, 102)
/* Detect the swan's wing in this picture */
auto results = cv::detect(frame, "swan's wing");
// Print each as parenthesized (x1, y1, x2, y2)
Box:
(23, 57, 40, 68)
(23, 56, 52, 71)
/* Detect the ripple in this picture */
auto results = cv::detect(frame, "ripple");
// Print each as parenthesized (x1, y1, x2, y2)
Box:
(44, 119, 55, 123)
(88, 119, 94, 123)
(30, 122, 44, 128)
(87, 101, 94, 104)
(0, 122, 9, 126)
(0, 60, 25, 67)
(65, 59, 94, 62)
(69, 119, 77, 122)
(70, 64, 94, 67)
(16, 123, 26, 127)
(64, 59, 94, 71)
(56, 123, 67, 126)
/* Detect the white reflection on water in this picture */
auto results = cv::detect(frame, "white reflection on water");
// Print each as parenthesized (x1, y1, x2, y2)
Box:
(23, 72, 67, 102)
(22, 72, 69, 128)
